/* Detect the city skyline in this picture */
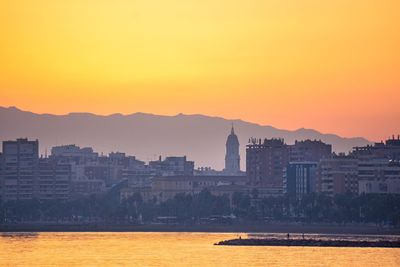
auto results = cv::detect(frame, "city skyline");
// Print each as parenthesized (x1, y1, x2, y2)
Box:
(1, 1, 400, 140)
(1, 130, 399, 202)
(1, 1, 399, 264)
(0, 105, 370, 170)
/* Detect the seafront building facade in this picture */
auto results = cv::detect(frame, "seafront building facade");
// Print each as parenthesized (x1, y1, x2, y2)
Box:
(0, 139, 200, 202)
(352, 135, 400, 161)
(1, 139, 39, 201)
(246, 138, 330, 193)
(246, 138, 289, 188)
(1, 133, 400, 203)
(358, 159, 400, 194)
(37, 158, 71, 200)
(316, 155, 359, 196)
(289, 140, 332, 162)
(283, 162, 318, 197)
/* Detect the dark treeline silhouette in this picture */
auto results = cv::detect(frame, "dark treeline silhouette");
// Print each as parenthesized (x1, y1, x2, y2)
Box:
(1, 190, 400, 226)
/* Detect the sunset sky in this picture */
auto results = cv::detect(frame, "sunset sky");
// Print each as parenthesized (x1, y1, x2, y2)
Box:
(1, 1, 399, 141)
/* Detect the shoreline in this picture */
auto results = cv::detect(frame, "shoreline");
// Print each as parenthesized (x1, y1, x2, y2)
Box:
(1, 223, 399, 235)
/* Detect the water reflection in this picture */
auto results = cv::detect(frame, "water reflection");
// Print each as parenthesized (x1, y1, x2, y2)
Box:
(0, 232, 399, 266)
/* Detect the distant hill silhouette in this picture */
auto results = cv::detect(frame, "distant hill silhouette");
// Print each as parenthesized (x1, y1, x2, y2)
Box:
(0, 106, 370, 170)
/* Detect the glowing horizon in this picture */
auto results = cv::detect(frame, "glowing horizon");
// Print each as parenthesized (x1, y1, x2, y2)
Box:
(1, 1, 399, 141)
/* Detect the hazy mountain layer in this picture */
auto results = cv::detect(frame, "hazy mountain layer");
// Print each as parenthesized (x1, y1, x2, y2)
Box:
(0, 106, 370, 170)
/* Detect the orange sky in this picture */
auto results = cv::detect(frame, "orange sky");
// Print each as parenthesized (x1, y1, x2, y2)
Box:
(1, 1, 399, 141)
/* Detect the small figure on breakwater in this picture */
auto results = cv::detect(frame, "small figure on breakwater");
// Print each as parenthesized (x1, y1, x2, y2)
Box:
(287, 233, 290, 239)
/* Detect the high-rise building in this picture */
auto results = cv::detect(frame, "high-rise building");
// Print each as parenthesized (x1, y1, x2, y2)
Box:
(289, 140, 332, 162)
(246, 138, 289, 188)
(224, 125, 240, 174)
(284, 162, 318, 197)
(317, 155, 358, 196)
(358, 159, 400, 194)
(1, 138, 39, 201)
(51, 144, 98, 164)
(352, 135, 400, 161)
(38, 158, 71, 200)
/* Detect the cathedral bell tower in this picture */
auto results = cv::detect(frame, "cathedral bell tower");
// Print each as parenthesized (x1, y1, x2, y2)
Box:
(224, 124, 240, 174)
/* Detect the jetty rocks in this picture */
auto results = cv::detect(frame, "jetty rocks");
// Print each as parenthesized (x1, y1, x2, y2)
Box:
(215, 238, 400, 248)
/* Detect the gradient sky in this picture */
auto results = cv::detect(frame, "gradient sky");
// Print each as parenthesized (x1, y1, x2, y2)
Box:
(1, 1, 399, 141)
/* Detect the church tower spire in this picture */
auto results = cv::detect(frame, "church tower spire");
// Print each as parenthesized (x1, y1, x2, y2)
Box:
(224, 124, 240, 174)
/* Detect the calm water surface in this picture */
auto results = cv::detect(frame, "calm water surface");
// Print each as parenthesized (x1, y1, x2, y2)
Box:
(0, 232, 399, 266)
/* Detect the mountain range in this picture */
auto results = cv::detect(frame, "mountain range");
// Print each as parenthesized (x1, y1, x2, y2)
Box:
(0, 106, 370, 170)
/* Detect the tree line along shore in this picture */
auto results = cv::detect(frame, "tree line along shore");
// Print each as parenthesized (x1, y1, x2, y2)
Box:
(1, 189, 400, 228)
(1, 222, 399, 235)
